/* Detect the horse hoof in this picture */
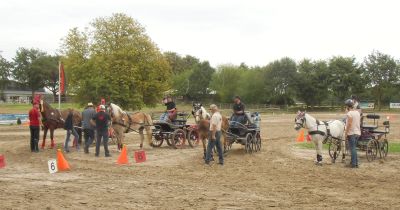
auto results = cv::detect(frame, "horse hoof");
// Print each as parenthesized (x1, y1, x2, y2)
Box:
(315, 162, 323, 166)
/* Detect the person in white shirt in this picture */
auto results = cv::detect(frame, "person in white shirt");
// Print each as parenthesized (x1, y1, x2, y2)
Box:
(205, 104, 224, 165)
(345, 99, 361, 168)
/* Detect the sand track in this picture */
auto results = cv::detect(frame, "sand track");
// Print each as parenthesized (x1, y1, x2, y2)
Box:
(1, 113, 400, 209)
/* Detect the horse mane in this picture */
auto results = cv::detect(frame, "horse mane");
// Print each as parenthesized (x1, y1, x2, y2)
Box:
(110, 103, 124, 119)
(200, 106, 210, 120)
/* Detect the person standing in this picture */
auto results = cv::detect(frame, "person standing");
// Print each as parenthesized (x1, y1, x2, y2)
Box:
(344, 99, 361, 168)
(28, 103, 41, 152)
(205, 104, 224, 165)
(64, 110, 80, 153)
(82, 102, 96, 154)
(92, 105, 111, 157)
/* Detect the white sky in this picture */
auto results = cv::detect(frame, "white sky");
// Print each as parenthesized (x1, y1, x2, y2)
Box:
(1, 0, 399, 67)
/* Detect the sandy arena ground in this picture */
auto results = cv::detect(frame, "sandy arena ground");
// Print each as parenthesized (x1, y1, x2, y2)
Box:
(1, 112, 400, 209)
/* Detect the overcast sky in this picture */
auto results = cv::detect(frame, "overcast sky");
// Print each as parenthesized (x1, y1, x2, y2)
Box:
(1, 0, 399, 67)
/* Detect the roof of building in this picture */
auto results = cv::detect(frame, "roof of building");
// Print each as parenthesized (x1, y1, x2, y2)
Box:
(3, 80, 46, 92)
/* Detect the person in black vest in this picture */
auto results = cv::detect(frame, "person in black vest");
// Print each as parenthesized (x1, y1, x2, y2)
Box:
(231, 96, 245, 125)
(91, 105, 111, 157)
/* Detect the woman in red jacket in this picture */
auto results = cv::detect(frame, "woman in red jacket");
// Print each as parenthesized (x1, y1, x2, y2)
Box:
(28, 103, 41, 152)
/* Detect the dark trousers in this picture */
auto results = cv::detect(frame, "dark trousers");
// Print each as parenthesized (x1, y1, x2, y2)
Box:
(96, 129, 110, 156)
(231, 114, 245, 127)
(205, 131, 223, 164)
(29, 125, 40, 152)
(64, 128, 80, 152)
(83, 129, 95, 152)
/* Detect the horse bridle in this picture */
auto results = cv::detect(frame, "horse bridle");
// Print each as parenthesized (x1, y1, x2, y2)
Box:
(295, 114, 306, 128)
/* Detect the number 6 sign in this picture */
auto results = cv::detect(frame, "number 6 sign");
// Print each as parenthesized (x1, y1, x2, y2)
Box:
(48, 159, 58, 174)
(134, 150, 146, 163)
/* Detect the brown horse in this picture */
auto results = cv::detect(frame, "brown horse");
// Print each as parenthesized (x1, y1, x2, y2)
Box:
(39, 99, 82, 149)
(108, 103, 153, 150)
(192, 103, 229, 157)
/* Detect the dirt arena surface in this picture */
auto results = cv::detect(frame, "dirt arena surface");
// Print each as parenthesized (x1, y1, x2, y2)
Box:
(1, 112, 400, 209)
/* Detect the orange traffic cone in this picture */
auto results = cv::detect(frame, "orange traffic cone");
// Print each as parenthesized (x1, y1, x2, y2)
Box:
(57, 149, 70, 171)
(296, 129, 305, 142)
(117, 144, 129, 165)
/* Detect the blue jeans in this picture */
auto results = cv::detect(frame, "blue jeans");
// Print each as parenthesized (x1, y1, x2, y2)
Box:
(64, 128, 79, 152)
(160, 112, 169, 122)
(205, 131, 223, 164)
(230, 115, 245, 127)
(348, 135, 359, 167)
(96, 129, 110, 156)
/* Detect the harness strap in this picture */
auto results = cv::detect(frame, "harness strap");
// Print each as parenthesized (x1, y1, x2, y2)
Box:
(324, 121, 331, 137)
(125, 113, 132, 133)
(309, 130, 326, 136)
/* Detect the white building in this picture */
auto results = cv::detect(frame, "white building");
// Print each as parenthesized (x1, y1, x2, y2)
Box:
(1, 81, 51, 103)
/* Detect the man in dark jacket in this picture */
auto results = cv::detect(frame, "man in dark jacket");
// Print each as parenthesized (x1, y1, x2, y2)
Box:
(92, 105, 112, 157)
(64, 110, 79, 152)
(82, 102, 96, 154)
(231, 96, 245, 125)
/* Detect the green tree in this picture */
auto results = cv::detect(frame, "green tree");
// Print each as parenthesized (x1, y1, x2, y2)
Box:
(264, 57, 297, 106)
(0, 55, 12, 101)
(237, 67, 266, 104)
(210, 65, 244, 103)
(61, 13, 171, 109)
(187, 61, 215, 100)
(40, 55, 61, 102)
(362, 51, 399, 110)
(327, 56, 364, 106)
(12, 48, 48, 99)
(295, 59, 330, 107)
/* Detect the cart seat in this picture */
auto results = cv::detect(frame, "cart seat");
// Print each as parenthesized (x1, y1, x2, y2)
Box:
(369, 130, 387, 134)
(362, 125, 378, 130)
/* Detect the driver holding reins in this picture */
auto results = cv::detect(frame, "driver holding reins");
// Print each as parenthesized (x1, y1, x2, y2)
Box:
(160, 96, 177, 122)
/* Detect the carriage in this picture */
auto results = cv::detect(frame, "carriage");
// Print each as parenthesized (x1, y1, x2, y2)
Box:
(225, 112, 261, 153)
(328, 113, 390, 162)
(151, 112, 199, 149)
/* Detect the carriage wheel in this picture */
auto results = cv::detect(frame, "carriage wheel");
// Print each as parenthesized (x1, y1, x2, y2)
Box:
(187, 129, 200, 148)
(171, 129, 186, 149)
(151, 134, 164, 147)
(380, 139, 389, 159)
(255, 132, 261, 152)
(166, 137, 172, 146)
(245, 133, 253, 153)
(366, 139, 378, 162)
(328, 141, 341, 160)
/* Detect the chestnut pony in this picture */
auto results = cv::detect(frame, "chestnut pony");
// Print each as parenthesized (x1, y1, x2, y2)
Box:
(191, 103, 229, 158)
(39, 99, 82, 149)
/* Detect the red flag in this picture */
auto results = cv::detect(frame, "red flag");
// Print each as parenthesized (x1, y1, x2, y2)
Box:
(59, 62, 65, 95)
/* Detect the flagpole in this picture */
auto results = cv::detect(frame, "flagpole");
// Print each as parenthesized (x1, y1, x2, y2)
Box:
(58, 61, 61, 110)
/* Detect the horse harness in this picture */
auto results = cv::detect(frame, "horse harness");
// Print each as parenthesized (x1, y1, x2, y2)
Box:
(110, 109, 150, 134)
(300, 117, 336, 142)
(308, 119, 331, 141)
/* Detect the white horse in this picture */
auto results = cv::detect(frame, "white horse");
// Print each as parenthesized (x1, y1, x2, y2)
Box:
(294, 111, 346, 165)
(109, 103, 153, 151)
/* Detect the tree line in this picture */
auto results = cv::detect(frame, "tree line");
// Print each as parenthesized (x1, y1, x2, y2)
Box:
(1, 13, 399, 110)
(165, 51, 400, 110)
